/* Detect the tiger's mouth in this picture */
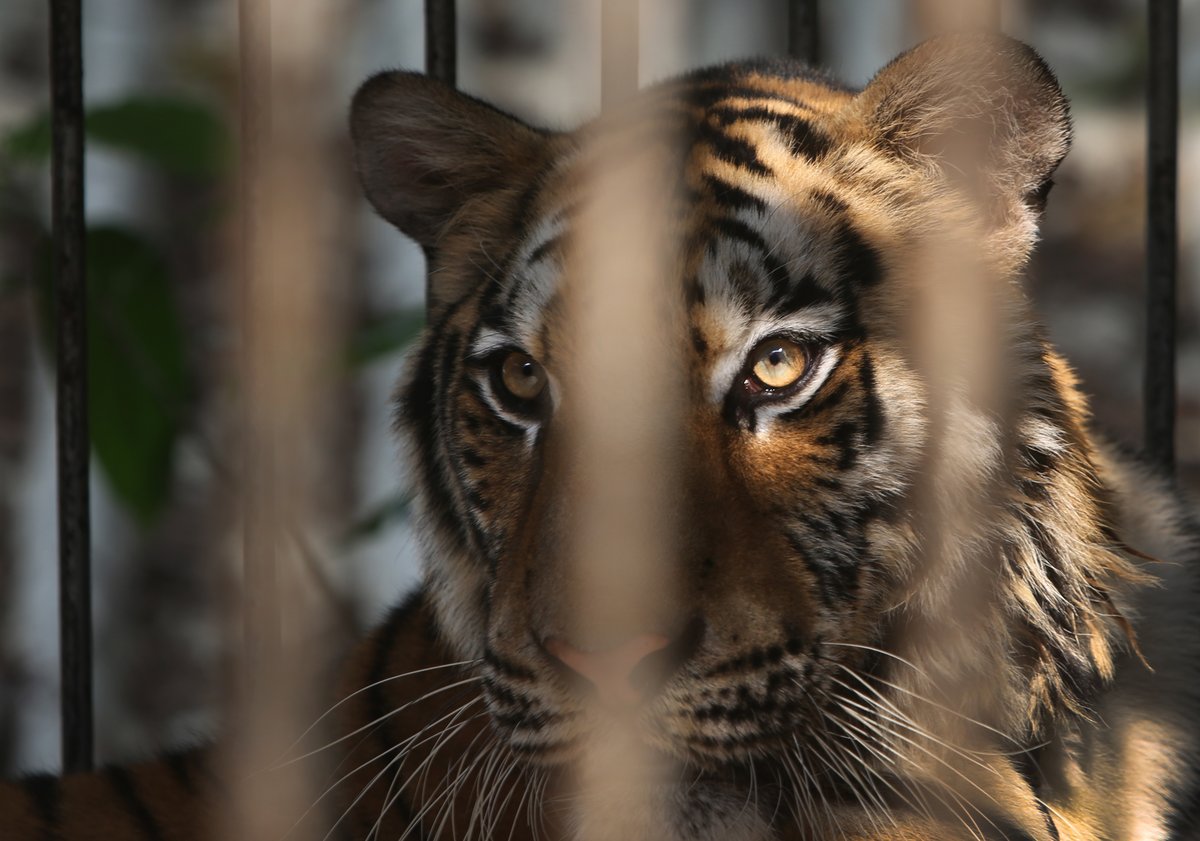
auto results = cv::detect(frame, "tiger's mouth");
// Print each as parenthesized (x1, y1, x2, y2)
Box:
(478, 701, 849, 840)
(482, 647, 839, 773)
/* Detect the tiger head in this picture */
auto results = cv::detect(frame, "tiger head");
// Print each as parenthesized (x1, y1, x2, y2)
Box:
(350, 34, 1141, 832)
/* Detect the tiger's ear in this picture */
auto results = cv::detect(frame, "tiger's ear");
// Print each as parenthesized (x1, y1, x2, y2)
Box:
(856, 34, 1071, 215)
(350, 71, 552, 255)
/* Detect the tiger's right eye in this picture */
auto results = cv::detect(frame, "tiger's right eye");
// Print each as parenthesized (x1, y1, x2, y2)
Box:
(746, 337, 810, 393)
(498, 352, 547, 403)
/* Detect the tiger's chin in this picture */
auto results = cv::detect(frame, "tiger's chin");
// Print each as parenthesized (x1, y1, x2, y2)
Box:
(511, 729, 799, 841)
(562, 762, 780, 841)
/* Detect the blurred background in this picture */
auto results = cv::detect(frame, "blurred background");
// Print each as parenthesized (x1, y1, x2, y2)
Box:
(0, 0, 1196, 776)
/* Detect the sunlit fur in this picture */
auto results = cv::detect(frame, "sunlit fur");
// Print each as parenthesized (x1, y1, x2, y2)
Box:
(2, 34, 1198, 841)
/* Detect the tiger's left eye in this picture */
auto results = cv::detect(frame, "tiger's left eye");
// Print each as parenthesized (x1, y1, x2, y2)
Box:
(747, 338, 809, 392)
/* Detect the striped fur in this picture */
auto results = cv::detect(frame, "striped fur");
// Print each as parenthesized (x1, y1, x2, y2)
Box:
(3, 34, 1198, 841)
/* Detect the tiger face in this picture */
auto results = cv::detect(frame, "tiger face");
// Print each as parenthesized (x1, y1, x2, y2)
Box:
(351, 34, 1138, 835)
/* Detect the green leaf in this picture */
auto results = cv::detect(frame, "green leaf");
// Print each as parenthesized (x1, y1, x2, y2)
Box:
(36, 227, 191, 524)
(347, 309, 425, 367)
(4, 96, 229, 178)
(3, 112, 51, 162)
(344, 491, 412, 543)
(86, 97, 229, 178)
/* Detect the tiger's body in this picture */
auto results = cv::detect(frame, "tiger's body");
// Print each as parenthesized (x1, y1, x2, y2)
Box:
(3, 34, 1199, 840)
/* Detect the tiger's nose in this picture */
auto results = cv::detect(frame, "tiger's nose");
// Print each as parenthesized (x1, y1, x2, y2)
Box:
(543, 634, 672, 708)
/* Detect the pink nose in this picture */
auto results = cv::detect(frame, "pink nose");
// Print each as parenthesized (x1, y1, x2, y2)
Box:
(543, 634, 672, 707)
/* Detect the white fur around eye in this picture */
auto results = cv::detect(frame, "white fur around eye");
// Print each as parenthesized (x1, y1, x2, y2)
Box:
(468, 327, 514, 361)
(472, 370, 546, 451)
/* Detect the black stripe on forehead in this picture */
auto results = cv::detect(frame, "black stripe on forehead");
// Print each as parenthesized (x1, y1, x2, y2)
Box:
(701, 212, 837, 316)
(707, 105, 832, 160)
(526, 231, 565, 267)
(794, 188, 884, 293)
(460, 177, 564, 328)
(713, 217, 798, 294)
(695, 118, 772, 177)
(830, 216, 883, 289)
(810, 189, 849, 216)
(771, 272, 834, 314)
(702, 173, 767, 213)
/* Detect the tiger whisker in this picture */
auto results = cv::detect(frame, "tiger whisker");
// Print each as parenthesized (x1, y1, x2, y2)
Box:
(824, 654, 1030, 750)
(325, 698, 483, 841)
(483, 746, 525, 840)
(405, 727, 497, 841)
(790, 733, 843, 839)
(285, 690, 483, 841)
(814, 705, 936, 830)
(273, 659, 481, 766)
(439, 724, 499, 835)
(824, 696, 1012, 841)
(467, 730, 512, 840)
(807, 721, 891, 837)
(820, 708, 991, 841)
(832, 662, 1049, 759)
(426, 724, 497, 841)
(371, 697, 485, 841)
(476, 747, 518, 841)
(505, 754, 537, 841)
(377, 714, 482, 841)
(775, 749, 811, 831)
(825, 674, 1000, 777)
(272, 673, 483, 771)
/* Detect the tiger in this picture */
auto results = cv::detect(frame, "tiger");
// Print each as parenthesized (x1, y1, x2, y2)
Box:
(3, 31, 1199, 841)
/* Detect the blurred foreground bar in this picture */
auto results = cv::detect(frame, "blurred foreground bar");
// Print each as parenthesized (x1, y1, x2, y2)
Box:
(1145, 0, 1178, 473)
(229, 0, 345, 837)
(571, 3, 684, 839)
(50, 0, 93, 775)
(237, 0, 280, 701)
(601, 0, 639, 110)
(912, 0, 1002, 32)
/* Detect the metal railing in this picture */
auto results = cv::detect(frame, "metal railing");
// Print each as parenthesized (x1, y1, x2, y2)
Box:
(1147, 0, 1179, 474)
(48, 0, 92, 776)
(45, 0, 1180, 777)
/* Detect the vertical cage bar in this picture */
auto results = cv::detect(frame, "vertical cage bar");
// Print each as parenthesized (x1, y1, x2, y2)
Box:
(912, 0, 1002, 33)
(1145, 0, 1178, 473)
(570, 3, 685, 838)
(601, 0, 639, 110)
(424, 0, 455, 312)
(425, 0, 456, 86)
(238, 0, 281, 696)
(787, 0, 819, 64)
(49, 0, 93, 774)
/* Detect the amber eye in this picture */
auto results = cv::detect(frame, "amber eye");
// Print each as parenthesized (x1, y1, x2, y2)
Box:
(747, 337, 809, 392)
(498, 351, 548, 403)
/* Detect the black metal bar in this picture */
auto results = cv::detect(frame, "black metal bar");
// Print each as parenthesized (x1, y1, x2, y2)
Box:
(1145, 0, 1179, 473)
(49, 0, 93, 774)
(424, 0, 455, 312)
(425, 0, 456, 86)
(601, 0, 639, 111)
(787, 0, 819, 64)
